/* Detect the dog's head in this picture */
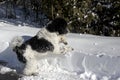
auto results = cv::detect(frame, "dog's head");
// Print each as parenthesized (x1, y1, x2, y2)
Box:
(46, 17, 69, 45)
(46, 17, 69, 35)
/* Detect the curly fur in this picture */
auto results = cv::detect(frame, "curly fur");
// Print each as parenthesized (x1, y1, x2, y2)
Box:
(11, 17, 73, 75)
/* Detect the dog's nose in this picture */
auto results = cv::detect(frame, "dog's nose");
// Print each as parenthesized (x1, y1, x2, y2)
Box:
(64, 42, 68, 45)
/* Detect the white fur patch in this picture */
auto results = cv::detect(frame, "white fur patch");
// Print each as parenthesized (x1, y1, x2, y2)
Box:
(10, 36, 24, 49)
(23, 45, 43, 75)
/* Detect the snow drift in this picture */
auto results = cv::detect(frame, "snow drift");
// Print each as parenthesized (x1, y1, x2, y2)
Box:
(0, 21, 120, 80)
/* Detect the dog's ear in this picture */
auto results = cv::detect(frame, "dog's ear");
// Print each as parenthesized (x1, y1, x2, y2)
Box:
(51, 17, 67, 27)
(46, 17, 68, 35)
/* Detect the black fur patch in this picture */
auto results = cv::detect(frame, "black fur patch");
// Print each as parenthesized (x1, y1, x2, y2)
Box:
(25, 36, 54, 53)
(46, 18, 68, 35)
(13, 44, 26, 63)
(14, 36, 54, 63)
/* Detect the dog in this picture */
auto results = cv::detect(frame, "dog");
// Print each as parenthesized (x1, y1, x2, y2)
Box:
(10, 17, 73, 75)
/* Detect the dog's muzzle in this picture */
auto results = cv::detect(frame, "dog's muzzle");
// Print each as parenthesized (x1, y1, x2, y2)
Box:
(59, 35, 68, 45)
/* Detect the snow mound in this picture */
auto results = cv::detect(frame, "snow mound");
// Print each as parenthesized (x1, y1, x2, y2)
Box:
(19, 57, 81, 80)
(0, 66, 16, 74)
(0, 42, 9, 53)
(0, 22, 120, 80)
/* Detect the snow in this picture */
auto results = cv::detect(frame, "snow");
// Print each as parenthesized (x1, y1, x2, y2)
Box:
(0, 21, 120, 80)
(0, 66, 16, 74)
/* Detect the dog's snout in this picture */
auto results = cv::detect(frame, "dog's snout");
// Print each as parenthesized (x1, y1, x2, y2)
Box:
(59, 35, 68, 45)
(64, 42, 68, 45)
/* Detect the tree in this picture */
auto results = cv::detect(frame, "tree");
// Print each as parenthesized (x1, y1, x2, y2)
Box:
(90, 0, 120, 36)
(5, 0, 16, 19)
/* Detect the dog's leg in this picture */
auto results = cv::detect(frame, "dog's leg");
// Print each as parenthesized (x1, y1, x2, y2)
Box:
(60, 45, 74, 54)
(58, 35, 74, 54)
(53, 43, 61, 54)
(23, 46, 39, 75)
(59, 35, 68, 45)
(23, 59, 38, 76)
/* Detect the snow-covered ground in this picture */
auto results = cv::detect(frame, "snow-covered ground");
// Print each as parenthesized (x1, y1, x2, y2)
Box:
(0, 21, 120, 80)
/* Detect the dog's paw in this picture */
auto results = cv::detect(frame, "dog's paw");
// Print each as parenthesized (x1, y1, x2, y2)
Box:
(66, 46, 74, 52)
(23, 70, 38, 76)
(23, 63, 39, 76)
(60, 46, 74, 54)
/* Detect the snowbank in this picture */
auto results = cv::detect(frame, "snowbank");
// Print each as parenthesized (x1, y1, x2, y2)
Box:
(0, 22, 120, 80)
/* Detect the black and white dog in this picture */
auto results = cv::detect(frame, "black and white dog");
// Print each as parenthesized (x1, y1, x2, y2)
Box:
(11, 18, 73, 75)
